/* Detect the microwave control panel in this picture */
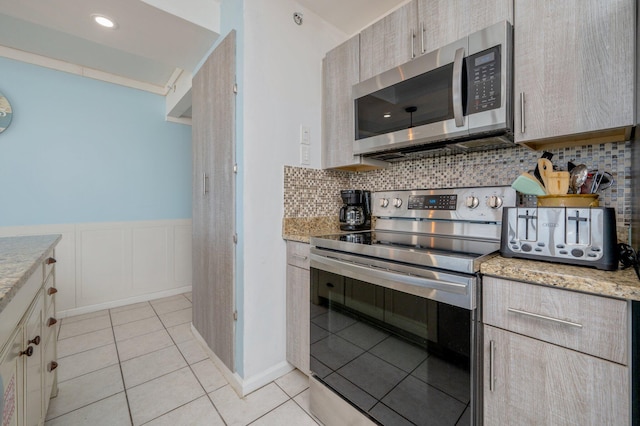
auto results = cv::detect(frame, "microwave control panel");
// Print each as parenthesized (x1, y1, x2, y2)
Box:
(466, 46, 501, 115)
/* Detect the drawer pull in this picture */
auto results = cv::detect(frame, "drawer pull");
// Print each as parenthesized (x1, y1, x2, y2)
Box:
(45, 257, 57, 265)
(47, 287, 58, 296)
(28, 336, 41, 346)
(507, 308, 583, 328)
(48, 361, 59, 372)
(20, 346, 33, 357)
(489, 340, 496, 392)
(47, 317, 58, 327)
(292, 254, 308, 260)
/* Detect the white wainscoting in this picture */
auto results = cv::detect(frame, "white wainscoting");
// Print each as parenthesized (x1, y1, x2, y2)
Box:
(0, 219, 192, 316)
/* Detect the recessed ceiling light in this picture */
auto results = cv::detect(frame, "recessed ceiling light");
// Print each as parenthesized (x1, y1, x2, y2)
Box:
(91, 14, 118, 29)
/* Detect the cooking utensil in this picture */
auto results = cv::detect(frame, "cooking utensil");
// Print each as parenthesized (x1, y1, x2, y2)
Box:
(533, 152, 553, 187)
(547, 171, 570, 195)
(512, 172, 547, 196)
(569, 164, 588, 194)
(537, 158, 553, 190)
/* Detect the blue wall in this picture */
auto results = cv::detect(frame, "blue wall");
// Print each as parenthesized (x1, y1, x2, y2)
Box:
(0, 57, 192, 226)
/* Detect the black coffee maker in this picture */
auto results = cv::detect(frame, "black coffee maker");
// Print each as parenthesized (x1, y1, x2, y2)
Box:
(339, 190, 371, 231)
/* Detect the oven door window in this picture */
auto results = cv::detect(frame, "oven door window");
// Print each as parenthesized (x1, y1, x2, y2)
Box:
(310, 269, 472, 425)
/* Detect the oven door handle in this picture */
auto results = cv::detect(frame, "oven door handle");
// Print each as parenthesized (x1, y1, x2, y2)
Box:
(311, 253, 469, 296)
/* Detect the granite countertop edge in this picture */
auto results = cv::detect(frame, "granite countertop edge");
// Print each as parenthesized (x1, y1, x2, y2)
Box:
(481, 255, 640, 301)
(0, 234, 62, 315)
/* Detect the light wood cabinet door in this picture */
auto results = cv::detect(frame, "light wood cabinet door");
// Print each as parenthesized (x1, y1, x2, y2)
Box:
(484, 325, 629, 425)
(286, 263, 310, 373)
(322, 36, 385, 171)
(192, 30, 237, 372)
(359, 1, 418, 81)
(514, 0, 635, 145)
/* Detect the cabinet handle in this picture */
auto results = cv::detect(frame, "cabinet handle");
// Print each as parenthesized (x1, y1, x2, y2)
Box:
(47, 287, 58, 296)
(48, 361, 59, 372)
(28, 336, 41, 346)
(489, 340, 496, 392)
(507, 307, 583, 328)
(20, 346, 33, 357)
(47, 317, 58, 327)
(292, 254, 308, 260)
(325, 282, 335, 288)
(452, 47, 465, 127)
(520, 92, 526, 133)
(45, 257, 57, 265)
(203, 173, 209, 195)
(411, 28, 416, 59)
(420, 22, 425, 54)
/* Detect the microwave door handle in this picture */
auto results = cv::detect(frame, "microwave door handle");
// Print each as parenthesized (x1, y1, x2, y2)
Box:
(452, 47, 465, 127)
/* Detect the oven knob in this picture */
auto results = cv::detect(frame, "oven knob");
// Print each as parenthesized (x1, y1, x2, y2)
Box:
(379, 198, 389, 208)
(465, 196, 479, 209)
(393, 198, 403, 208)
(487, 195, 503, 209)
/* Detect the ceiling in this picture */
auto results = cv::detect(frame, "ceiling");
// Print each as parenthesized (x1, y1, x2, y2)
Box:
(0, 0, 405, 94)
(297, 0, 407, 36)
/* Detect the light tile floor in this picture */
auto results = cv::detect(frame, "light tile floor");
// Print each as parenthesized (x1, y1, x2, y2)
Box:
(45, 293, 318, 426)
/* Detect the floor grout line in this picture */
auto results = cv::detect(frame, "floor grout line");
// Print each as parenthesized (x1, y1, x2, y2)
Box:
(48, 292, 315, 426)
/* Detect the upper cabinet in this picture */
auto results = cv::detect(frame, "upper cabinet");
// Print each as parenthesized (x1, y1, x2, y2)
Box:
(514, 0, 635, 148)
(419, 0, 513, 56)
(359, 0, 513, 81)
(322, 35, 388, 171)
(359, 2, 417, 81)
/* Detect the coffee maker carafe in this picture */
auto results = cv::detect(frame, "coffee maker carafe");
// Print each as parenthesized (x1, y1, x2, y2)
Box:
(339, 190, 371, 231)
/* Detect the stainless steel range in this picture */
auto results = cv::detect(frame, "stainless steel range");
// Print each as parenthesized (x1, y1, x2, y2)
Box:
(309, 186, 516, 426)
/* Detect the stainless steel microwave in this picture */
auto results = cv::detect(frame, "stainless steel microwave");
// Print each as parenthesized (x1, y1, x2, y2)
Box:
(353, 21, 513, 160)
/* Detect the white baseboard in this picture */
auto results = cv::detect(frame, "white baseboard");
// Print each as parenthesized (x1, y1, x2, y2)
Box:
(189, 324, 294, 397)
(57, 285, 192, 318)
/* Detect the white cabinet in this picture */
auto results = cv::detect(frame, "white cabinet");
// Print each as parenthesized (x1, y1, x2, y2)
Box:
(483, 277, 630, 425)
(285, 241, 310, 373)
(0, 328, 22, 426)
(0, 250, 58, 426)
(321, 36, 387, 171)
(514, 0, 635, 148)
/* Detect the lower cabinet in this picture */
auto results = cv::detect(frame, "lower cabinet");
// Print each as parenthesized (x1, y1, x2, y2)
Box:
(0, 250, 58, 426)
(286, 241, 310, 373)
(0, 328, 22, 426)
(483, 276, 631, 425)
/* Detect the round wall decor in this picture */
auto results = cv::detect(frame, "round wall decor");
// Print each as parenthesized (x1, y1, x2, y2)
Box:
(0, 92, 13, 133)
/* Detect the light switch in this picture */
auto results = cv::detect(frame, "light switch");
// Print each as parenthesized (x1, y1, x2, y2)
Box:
(300, 145, 310, 165)
(300, 125, 310, 145)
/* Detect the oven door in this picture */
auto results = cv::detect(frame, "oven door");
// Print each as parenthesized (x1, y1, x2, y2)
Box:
(310, 249, 479, 425)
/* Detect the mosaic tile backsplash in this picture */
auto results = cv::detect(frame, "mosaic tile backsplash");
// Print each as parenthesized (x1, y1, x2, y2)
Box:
(284, 141, 632, 230)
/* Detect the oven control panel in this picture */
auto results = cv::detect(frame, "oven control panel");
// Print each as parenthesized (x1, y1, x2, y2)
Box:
(374, 186, 516, 222)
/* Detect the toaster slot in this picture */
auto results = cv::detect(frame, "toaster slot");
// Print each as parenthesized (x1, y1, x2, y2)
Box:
(565, 208, 592, 247)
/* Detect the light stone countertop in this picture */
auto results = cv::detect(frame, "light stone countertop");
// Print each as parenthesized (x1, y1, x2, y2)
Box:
(481, 256, 640, 301)
(0, 234, 62, 315)
(282, 216, 342, 243)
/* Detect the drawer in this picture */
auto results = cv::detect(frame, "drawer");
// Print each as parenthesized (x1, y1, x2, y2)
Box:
(43, 250, 56, 283)
(483, 277, 628, 364)
(287, 241, 310, 270)
(43, 300, 58, 344)
(43, 328, 58, 409)
(44, 272, 57, 314)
